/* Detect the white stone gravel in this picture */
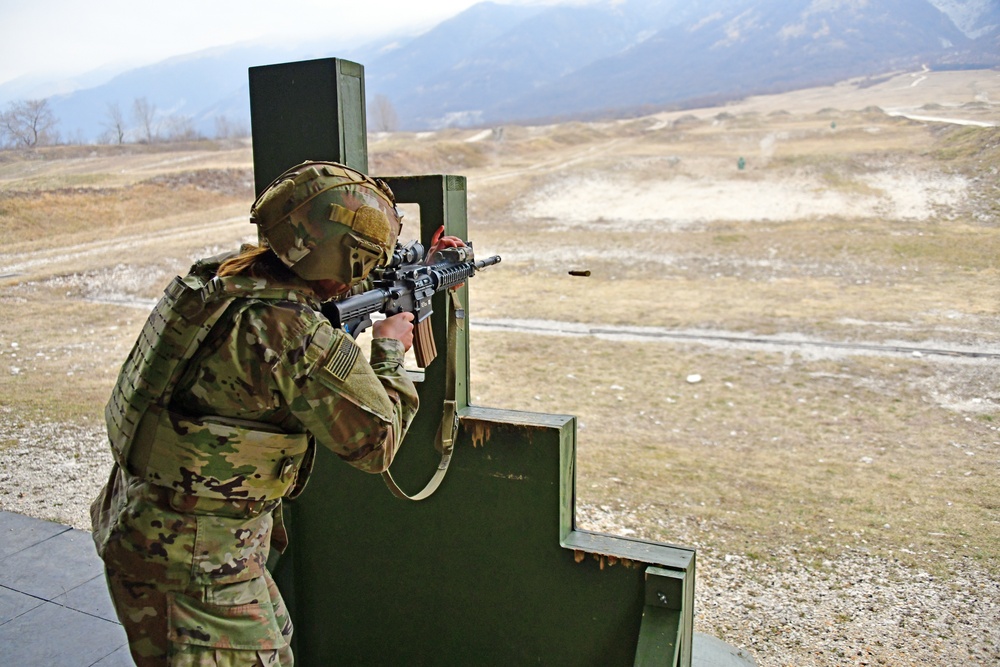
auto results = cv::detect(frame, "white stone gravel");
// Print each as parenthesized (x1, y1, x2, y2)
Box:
(576, 503, 1000, 666)
(2, 419, 996, 666)
(0, 415, 110, 528)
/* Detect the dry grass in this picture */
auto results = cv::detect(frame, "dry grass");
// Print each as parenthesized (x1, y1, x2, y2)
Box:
(0, 184, 247, 250)
(470, 332, 998, 577)
(0, 290, 130, 423)
(1, 72, 998, 591)
(452, 82, 1000, 586)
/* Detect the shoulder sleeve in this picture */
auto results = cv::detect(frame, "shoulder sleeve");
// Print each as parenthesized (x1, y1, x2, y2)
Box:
(272, 317, 419, 474)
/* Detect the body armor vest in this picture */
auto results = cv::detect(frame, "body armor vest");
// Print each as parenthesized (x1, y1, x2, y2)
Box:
(105, 272, 312, 503)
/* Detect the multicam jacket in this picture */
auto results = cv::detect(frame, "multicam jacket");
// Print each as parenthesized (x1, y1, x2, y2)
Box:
(91, 256, 420, 586)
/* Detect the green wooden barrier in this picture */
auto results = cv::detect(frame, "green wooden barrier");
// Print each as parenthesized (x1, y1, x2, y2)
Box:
(249, 57, 696, 666)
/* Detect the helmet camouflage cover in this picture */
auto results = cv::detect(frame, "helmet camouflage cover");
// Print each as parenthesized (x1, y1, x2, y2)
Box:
(251, 161, 402, 285)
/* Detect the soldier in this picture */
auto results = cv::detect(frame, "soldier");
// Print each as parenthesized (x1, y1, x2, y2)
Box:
(91, 161, 444, 665)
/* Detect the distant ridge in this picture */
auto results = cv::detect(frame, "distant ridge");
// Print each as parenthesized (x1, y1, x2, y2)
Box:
(3, 0, 997, 142)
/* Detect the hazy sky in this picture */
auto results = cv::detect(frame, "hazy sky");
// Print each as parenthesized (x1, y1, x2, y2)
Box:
(0, 0, 563, 86)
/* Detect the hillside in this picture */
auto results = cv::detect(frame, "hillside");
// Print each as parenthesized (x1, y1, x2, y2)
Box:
(1, 70, 999, 666)
(5, 0, 997, 142)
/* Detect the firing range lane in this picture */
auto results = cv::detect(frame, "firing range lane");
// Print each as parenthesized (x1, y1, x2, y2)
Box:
(473, 317, 1000, 361)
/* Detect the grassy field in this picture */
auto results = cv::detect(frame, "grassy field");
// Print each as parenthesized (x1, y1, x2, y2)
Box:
(451, 106, 1000, 580)
(2, 70, 999, 665)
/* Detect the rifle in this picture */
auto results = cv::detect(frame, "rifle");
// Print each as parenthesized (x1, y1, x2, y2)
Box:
(322, 240, 501, 367)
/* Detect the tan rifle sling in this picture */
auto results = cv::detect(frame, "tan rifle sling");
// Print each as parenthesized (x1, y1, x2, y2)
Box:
(380, 291, 463, 501)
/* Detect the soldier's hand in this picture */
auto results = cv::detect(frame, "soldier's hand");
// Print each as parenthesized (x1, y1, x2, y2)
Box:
(426, 225, 468, 289)
(426, 225, 466, 263)
(373, 312, 415, 351)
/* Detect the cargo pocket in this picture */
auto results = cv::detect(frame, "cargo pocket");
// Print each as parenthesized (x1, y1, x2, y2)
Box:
(167, 586, 287, 654)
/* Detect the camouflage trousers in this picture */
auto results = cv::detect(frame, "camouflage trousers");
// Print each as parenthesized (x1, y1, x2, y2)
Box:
(103, 545, 294, 666)
(93, 467, 294, 666)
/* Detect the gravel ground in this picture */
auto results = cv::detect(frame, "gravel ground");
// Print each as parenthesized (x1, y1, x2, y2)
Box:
(2, 98, 998, 664)
(1, 414, 997, 666)
(577, 504, 1000, 667)
(0, 414, 109, 528)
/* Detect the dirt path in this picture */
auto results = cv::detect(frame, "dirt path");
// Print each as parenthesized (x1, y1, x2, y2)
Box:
(1, 69, 998, 667)
(474, 317, 1000, 360)
(0, 215, 246, 277)
(883, 110, 997, 127)
(472, 138, 627, 183)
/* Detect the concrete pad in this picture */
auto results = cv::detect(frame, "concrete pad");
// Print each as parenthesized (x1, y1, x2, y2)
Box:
(0, 526, 102, 600)
(0, 510, 70, 560)
(92, 643, 136, 666)
(693, 631, 757, 666)
(52, 571, 119, 624)
(0, 585, 45, 624)
(0, 601, 128, 667)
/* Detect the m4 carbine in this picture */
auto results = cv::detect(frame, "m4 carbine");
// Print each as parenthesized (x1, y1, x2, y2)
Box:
(322, 240, 500, 367)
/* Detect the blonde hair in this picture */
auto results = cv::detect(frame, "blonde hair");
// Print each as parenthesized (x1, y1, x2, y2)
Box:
(217, 244, 296, 281)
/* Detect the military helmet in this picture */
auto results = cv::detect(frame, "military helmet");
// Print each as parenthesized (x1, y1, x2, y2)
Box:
(251, 161, 402, 285)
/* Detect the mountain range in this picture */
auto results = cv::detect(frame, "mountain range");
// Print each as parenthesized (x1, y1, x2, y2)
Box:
(5, 0, 998, 142)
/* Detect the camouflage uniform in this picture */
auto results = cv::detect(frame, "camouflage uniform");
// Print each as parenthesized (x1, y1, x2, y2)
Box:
(91, 255, 419, 666)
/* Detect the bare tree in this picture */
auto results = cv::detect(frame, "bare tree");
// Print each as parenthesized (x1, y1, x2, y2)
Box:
(0, 115, 11, 149)
(132, 97, 157, 143)
(102, 102, 127, 144)
(371, 94, 399, 132)
(64, 128, 87, 145)
(161, 114, 201, 142)
(214, 115, 233, 140)
(0, 98, 59, 148)
(214, 115, 249, 140)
